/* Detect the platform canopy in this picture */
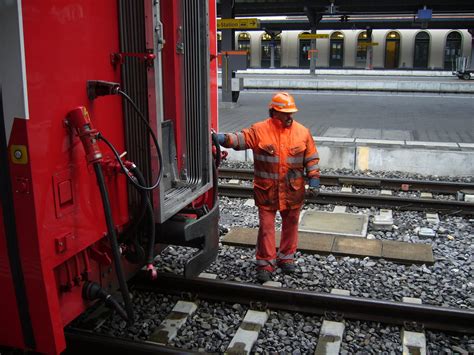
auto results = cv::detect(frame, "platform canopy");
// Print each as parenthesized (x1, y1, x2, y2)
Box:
(217, 0, 474, 30)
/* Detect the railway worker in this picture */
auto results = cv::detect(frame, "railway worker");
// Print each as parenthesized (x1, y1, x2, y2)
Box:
(216, 92, 320, 283)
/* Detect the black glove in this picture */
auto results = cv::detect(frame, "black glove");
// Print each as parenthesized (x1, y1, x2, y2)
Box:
(216, 133, 226, 146)
(307, 178, 320, 198)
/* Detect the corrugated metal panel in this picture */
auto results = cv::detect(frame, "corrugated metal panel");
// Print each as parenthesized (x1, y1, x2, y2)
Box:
(118, 0, 150, 210)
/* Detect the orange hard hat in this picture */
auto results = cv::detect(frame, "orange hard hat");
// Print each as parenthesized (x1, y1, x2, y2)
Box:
(268, 92, 298, 113)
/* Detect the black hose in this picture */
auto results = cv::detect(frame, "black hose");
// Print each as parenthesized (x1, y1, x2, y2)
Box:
(130, 166, 155, 265)
(98, 133, 160, 191)
(93, 163, 134, 322)
(82, 281, 128, 321)
(122, 168, 148, 240)
(110, 90, 163, 191)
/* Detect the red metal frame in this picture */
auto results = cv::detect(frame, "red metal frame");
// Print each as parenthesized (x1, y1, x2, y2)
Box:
(0, 1, 218, 354)
(2, 1, 127, 353)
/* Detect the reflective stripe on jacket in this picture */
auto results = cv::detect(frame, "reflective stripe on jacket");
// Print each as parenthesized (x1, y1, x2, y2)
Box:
(223, 117, 320, 210)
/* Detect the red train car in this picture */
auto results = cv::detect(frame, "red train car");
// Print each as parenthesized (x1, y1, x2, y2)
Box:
(0, 1, 219, 354)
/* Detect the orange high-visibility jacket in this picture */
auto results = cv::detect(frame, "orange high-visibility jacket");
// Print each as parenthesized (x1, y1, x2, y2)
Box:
(222, 117, 320, 210)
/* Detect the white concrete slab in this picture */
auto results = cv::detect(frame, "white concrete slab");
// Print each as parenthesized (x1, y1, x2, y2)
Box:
(228, 179, 240, 185)
(418, 228, 436, 238)
(340, 186, 353, 193)
(263, 281, 282, 288)
(465, 194, 474, 203)
(331, 289, 350, 296)
(333, 206, 347, 213)
(402, 330, 427, 355)
(314, 136, 355, 143)
(373, 209, 394, 231)
(199, 272, 217, 279)
(151, 301, 198, 344)
(299, 210, 368, 238)
(380, 190, 393, 196)
(355, 147, 473, 177)
(425, 213, 440, 224)
(458, 143, 474, 149)
(380, 209, 393, 218)
(402, 297, 426, 355)
(244, 199, 255, 207)
(420, 192, 433, 199)
(226, 310, 268, 354)
(315, 321, 345, 355)
(402, 297, 422, 304)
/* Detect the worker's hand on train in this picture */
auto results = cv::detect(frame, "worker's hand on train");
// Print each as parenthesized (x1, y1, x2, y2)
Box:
(216, 133, 226, 146)
(307, 178, 320, 198)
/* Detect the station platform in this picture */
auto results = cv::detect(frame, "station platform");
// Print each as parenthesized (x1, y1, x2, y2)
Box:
(219, 68, 474, 93)
(223, 137, 474, 177)
(217, 70, 474, 177)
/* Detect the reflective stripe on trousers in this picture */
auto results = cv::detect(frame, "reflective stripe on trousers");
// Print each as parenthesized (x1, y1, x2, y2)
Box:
(256, 207, 301, 271)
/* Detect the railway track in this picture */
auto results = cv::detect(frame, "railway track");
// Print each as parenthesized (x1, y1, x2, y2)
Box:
(218, 168, 474, 195)
(218, 168, 474, 214)
(65, 271, 474, 354)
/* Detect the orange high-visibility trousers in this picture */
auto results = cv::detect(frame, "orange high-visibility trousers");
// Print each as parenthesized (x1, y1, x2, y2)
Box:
(256, 207, 300, 271)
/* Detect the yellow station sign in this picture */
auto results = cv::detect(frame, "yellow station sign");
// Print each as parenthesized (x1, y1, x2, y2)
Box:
(298, 34, 330, 39)
(217, 18, 260, 29)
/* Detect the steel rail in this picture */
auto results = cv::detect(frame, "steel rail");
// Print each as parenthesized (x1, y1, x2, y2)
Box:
(64, 328, 195, 354)
(218, 183, 474, 214)
(133, 272, 474, 334)
(217, 168, 474, 194)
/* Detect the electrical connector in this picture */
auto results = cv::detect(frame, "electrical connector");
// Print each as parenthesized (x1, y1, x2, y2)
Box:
(87, 80, 120, 101)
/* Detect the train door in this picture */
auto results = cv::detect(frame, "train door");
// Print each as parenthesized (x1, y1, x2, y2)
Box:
(444, 31, 462, 70)
(385, 31, 400, 69)
(414, 31, 430, 69)
(299, 32, 311, 68)
(261, 32, 281, 68)
(238, 32, 251, 66)
(329, 32, 344, 68)
(356, 31, 368, 68)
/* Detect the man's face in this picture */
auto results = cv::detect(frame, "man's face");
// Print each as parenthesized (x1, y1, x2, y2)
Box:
(274, 110, 294, 127)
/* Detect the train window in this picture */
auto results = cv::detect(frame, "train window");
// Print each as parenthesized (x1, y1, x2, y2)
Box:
(330, 32, 344, 68)
(414, 31, 430, 69)
(356, 31, 368, 68)
(385, 31, 400, 69)
(261, 32, 281, 68)
(217, 32, 222, 53)
(444, 31, 462, 70)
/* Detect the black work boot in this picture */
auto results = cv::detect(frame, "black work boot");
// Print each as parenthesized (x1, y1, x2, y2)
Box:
(279, 262, 296, 274)
(256, 269, 272, 283)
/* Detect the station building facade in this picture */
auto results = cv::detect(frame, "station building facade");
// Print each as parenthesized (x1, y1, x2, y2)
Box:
(218, 29, 473, 70)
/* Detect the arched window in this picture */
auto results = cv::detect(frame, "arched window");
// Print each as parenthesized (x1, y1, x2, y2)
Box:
(330, 31, 344, 67)
(414, 31, 430, 69)
(298, 32, 311, 68)
(356, 31, 368, 68)
(261, 33, 281, 68)
(444, 31, 462, 70)
(238, 32, 251, 52)
(385, 31, 400, 69)
(217, 32, 222, 53)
